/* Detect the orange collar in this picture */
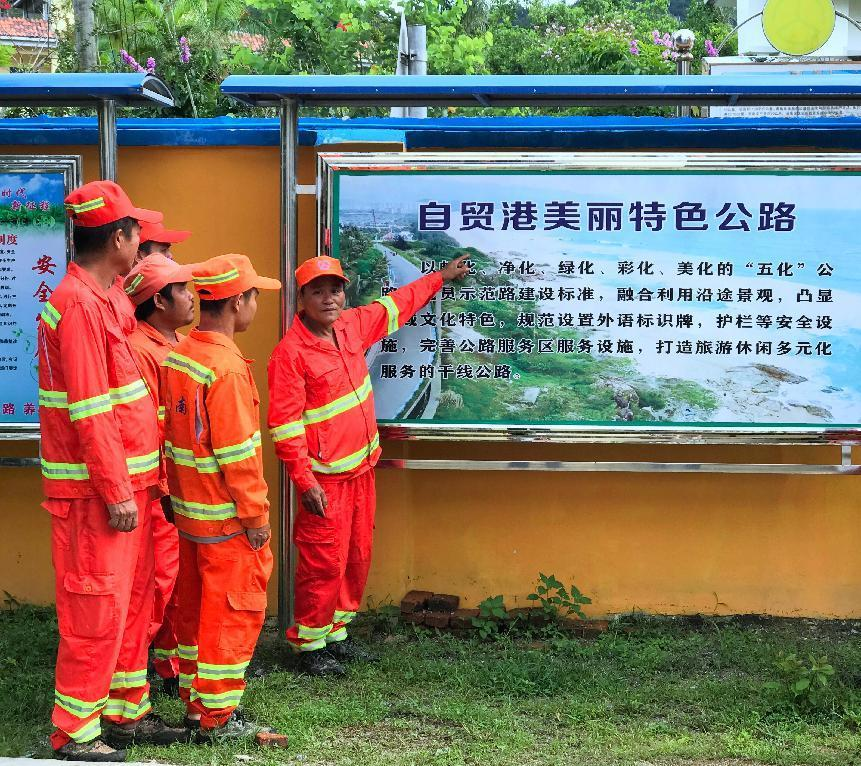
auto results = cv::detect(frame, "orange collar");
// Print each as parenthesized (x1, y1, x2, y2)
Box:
(188, 328, 252, 363)
(137, 320, 182, 348)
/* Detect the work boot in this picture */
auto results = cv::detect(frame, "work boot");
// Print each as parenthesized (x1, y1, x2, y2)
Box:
(103, 713, 191, 748)
(160, 676, 180, 698)
(196, 710, 262, 743)
(296, 649, 346, 677)
(54, 738, 126, 762)
(326, 639, 378, 664)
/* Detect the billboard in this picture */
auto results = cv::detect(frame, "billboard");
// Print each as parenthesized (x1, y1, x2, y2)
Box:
(320, 153, 861, 443)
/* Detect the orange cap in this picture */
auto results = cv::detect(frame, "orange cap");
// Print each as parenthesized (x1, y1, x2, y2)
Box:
(193, 254, 281, 300)
(64, 180, 162, 228)
(295, 256, 349, 289)
(123, 254, 198, 306)
(139, 219, 191, 246)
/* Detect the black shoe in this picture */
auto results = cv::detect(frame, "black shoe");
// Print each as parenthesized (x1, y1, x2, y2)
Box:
(55, 738, 126, 762)
(196, 710, 262, 743)
(326, 639, 378, 664)
(160, 676, 180, 698)
(183, 716, 201, 731)
(103, 713, 191, 748)
(296, 649, 346, 677)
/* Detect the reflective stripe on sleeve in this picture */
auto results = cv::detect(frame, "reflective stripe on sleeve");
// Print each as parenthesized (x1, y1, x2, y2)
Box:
(127, 450, 160, 476)
(66, 379, 150, 421)
(164, 353, 216, 386)
(177, 644, 199, 660)
(165, 442, 220, 474)
(302, 375, 373, 426)
(269, 420, 305, 442)
(39, 389, 68, 408)
(170, 496, 237, 521)
(68, 392, 112, 421)
(311, 432, 380, 475)
(42, 449, 160, 482)
(40, 301, 61, 330)
(374, 294, 400, 335)
(213, 431, 261, 467)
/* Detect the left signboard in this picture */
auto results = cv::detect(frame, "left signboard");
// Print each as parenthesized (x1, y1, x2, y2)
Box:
(0, 156, 81, 437)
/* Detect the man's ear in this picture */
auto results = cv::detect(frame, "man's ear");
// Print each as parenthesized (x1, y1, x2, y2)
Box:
(231, 294, 243, 313)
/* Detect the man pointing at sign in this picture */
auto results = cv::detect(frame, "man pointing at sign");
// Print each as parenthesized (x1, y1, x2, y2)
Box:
(267, 254, 468, 676)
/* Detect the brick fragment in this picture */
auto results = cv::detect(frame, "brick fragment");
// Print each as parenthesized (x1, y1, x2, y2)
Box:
(400, 590, 434, 614)
(427, 593, 460, 612)
(424, 611, 452, 629)
(255, 731, 289, 748)
(403, 610, 426, 625)
(450, 608, 479, 630)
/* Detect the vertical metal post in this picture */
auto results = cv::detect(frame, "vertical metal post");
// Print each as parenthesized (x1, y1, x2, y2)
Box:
(407, 24, 427, 119)
(673, 29, 695, 119)
(97, 99, 117, 181)
(278, 98, 299, 633)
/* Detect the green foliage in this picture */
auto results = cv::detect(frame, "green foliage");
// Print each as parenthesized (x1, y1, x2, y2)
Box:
(527, 572, 593, 621)
(472, 594, 508, 639)
(339, 225, 390, 305)
(764, 651, 837, 711)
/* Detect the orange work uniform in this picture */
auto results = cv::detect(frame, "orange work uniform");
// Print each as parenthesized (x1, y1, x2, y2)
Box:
(127, 321, 182, 683)
(162, 329, 272, 729)
(267, 271, 443, 651)
(38, 262, 161, 748)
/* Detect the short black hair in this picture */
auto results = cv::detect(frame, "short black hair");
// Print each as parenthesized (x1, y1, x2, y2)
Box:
(198, 287, 256, 315)
(134, 283, 177, 322)
(138, 240, 160, 256)
(73, 216, 137, 257)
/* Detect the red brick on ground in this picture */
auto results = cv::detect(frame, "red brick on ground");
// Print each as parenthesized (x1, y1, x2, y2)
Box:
(450, 608, 480, 630)
(255, 731, 289, 748)
(424, 611, 452, 628)
(427, 593, 460, 612)
(400, 590, 434, 614)
(403, 610, 427, 625)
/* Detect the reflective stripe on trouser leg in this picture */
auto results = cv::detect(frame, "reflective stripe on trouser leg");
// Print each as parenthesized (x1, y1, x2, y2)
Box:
(175, 536, 203, 705)
(104, 496, 155, 725)
(49, 492, 149, 750)
(188, 535, 273, 731)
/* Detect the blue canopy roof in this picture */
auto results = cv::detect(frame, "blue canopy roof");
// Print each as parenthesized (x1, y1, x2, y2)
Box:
(221, 73, 861, 108)
(0, 73, 174, 107)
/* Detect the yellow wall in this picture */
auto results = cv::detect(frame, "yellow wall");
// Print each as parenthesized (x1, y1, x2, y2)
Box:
(2, 142, 860, 619)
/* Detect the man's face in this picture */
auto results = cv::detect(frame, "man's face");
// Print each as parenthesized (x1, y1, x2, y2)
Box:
(235, 288, 259, 333)
(301, 276, 346, 327)
(116, 222, 141, 276)
(134, 241, 172, 267)
(159, 282, 195, 330)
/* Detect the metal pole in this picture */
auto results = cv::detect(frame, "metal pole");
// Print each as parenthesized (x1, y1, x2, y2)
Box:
(407, 24, 427, 119)
(673, 29, 695, 118)
(97, 99, 117, 181)
(278, 98, 299, 633)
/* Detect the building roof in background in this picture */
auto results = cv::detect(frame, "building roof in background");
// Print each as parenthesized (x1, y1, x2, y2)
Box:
(0, 17, 56, 42)
(229, 32, 266, 52)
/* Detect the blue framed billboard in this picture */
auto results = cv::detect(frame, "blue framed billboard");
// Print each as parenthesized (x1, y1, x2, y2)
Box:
(0, 156, 80, 437)
(319, 152, 861, 443)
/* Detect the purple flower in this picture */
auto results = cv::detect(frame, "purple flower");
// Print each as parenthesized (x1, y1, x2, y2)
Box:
(146, 57, 156, 73)
(629, 39, 639, 56)
(119, 49, 146, 74)
(651, 29, 661, 45)
(705, 39, 719, 57)
(662, 32, 672, 48)
(179, 36, 191, 64)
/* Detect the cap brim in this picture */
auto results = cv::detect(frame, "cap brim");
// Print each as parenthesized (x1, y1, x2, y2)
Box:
(148, 229, 191, 245)
(298, 273, 350, 289)
(253, 276, 282, 291)
(131, 207, 163, 225)
(167, 262, 199, 284)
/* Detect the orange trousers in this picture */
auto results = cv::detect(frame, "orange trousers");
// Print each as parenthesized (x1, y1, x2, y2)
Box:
(47, 489, 155, 749)
(174, 533, 272, 730)
(150, 500, 180, 679)
(286, 469, 375, 651)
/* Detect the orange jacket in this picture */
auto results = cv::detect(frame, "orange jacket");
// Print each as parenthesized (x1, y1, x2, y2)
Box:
(162, 329, 269, 540)
(37, 262, 161, 504)
(267, 272, 443, 492)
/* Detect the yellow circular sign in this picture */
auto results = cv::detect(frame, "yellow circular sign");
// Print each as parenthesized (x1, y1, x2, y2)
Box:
(762, 0, 836, 55)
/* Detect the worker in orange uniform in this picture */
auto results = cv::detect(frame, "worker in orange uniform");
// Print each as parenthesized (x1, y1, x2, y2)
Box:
(39, 181, 188, 762)
(123, 250, 197, 698)
(161, 254, 280, 738)
(267, 253, 469, 676)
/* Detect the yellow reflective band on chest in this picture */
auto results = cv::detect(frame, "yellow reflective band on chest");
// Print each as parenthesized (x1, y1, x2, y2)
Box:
(303, 375, 373, 426)
(164, 352, 216, 386)
(374, 294, 400, 335)
(170, 496, 237, 521)
(165, 442, 220, 473)
(311, 432, 380, 474)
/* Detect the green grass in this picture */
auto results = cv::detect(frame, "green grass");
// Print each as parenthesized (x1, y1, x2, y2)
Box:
(2, 605, 861, 765)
